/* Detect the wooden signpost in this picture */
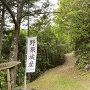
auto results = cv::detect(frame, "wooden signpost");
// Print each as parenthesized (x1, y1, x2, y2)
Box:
(0, 61, 21, 90)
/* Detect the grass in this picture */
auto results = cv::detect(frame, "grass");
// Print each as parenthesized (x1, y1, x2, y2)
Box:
(18, 68, 90, 90)
(52, 74, 88, 90)
(17, 52, 90, 90)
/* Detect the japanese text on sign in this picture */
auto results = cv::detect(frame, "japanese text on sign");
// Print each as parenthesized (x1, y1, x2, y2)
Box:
(26, 37, 37, 72)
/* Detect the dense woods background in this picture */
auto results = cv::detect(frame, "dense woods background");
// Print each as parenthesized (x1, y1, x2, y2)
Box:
(0, 0, 90, 89)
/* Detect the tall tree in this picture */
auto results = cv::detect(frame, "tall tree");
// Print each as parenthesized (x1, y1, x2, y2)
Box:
(0, 0, 51, 89)
(0, 3, 5, 58)
(0, 0, 24, 89)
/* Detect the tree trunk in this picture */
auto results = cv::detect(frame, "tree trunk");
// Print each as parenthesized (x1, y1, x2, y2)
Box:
(9, 28, 19, 61)
(9, 1, 24, 89)
(0, 5, 5, 90)
(0, 5, 5, 58)
(9, 27, 19, 90)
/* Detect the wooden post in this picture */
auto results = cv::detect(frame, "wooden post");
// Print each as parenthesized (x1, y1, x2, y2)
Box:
(0, 61, 21, 90)
(10, 67, 15, 90)
(7, 69, 11, 90)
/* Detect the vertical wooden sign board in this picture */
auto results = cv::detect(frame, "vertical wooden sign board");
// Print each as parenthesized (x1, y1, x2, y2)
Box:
(0, 61, 21, 90)
(26, 37, 37, 73)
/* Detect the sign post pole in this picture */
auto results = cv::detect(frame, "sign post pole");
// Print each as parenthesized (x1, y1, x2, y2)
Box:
(24, 70, 27, 90)
(24, 38, 28, 90)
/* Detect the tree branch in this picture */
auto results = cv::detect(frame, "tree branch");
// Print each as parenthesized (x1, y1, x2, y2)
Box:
(0, 0, 18, 28)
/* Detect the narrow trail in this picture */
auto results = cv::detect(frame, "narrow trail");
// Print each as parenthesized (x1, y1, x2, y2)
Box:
(65, 51, 77, 66)
(47, 51, 77, 73)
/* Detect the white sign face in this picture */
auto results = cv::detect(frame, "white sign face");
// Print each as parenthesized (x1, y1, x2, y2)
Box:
(26, 37, 37, 72)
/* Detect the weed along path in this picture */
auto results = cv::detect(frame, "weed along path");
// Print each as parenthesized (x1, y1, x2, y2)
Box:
(22, 52, 90, 90)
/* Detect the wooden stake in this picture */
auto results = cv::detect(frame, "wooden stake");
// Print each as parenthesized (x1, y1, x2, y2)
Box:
(7, 69, 11, 90)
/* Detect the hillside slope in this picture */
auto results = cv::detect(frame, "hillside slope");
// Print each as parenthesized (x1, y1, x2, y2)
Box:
(20, 52, 90, 90)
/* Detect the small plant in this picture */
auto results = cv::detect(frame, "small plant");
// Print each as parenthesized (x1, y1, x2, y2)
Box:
(76, 50, 90, 71)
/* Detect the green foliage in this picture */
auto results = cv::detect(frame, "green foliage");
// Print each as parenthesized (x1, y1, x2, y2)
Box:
(73, 0, 90, 70)
(27, 15, 65, 82)
(16, 29, 27, 86)
(52, 0, 75, 53)
(53, 0, 90, 70)
(30, 68, 41, 82)
(75, 44, 90, 70)
(16, 66, 25, 86)
(2, 30, 13, 60)
(0, 71, 7, 90)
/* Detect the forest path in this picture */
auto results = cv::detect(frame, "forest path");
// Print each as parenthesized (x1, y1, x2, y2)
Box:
(51, 51, 77, 72)
(19, 52, 90, 90)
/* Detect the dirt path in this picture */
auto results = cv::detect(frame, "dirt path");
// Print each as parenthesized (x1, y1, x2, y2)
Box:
(65, 51, 77, 66)
(48, 51, 77, 72)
